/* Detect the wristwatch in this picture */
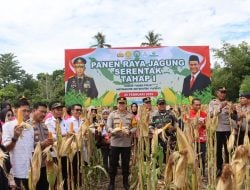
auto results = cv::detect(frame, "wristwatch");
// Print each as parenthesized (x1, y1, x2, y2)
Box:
(11, 137, 18, 143)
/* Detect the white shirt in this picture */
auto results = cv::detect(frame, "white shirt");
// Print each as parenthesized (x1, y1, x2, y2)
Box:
(65, 116, 84, 133)
(2, 119, 34, 178)
(45, 116, 67, 140)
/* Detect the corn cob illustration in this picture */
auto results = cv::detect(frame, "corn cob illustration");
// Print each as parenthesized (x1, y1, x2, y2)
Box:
(162, 88, 177, 104)
(102, 91, 116, 106)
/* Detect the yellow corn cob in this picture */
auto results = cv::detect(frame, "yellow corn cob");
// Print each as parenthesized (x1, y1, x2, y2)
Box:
(69, 122, 74, 133)
(162, 88, 177, 104)
(48, 131, 53, 139)
(28, 142, 42, 190)
(176, 127, 195, 164)
(119, 119, 123, 129)
(173, 150, 188, 188)
(131, 117, 137, 128)
(102, 91, 116, 106)
(84, 97, 91, 107)
(17, 108, 23, 125)
(189, 96, 193, 104)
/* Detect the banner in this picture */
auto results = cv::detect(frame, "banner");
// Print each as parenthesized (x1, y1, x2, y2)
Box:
(65, 46, 211, 106)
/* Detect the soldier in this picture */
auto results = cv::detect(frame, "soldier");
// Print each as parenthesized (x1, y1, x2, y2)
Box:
(107, 97, 134, 190)
(150, 98, 177, 161)
(209, 87, 237, 177)
(237, 92, 250, 145)
(66, 57, 98, 99)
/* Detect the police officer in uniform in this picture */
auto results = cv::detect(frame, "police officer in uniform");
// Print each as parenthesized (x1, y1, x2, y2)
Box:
(209, 87, 237, 176)
(150, 98, 177, 161)
(66, 57, 98, 99)
(236, 92, 250, 145)
(107, 97, 134, 190)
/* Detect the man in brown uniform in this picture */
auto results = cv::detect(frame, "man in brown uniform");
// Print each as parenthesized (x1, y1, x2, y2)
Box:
(107, 97, 134, 190)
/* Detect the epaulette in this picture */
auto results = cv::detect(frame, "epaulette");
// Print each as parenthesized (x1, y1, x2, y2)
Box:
(85, 75, 93, 79)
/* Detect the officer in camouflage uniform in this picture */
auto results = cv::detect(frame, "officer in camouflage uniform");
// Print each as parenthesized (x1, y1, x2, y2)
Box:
(150, 98, 177, 161)
(107, 97, 134, 190)
(66, 57, 98, 99)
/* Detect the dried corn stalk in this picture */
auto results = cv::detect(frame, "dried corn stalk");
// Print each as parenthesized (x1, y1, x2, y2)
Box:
(173, 150, 188, 188)
(28, 142, 42, 190)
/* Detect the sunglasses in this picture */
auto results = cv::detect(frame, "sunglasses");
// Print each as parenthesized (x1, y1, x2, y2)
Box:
(74, 109, 82, 112)
(118, 102, 126, 104)
(158, 103, 166, 105)
(7, 114, 13, 117)
(195, 104, 201, 106)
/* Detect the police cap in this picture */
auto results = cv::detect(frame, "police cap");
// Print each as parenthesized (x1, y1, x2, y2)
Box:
(73, 57, 87, 65)
(239, 92, 250, 99)
(216, 86, 227, 93)
(51, 102, 63, 109)
(157, 98, 166, 105)
(117, 97, 127, 103)
(142, 97, 151, 103)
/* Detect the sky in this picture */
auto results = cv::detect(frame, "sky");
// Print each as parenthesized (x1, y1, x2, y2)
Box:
(0, 0, 250, 77)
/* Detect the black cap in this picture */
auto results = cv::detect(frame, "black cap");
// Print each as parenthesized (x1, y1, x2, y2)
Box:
(73, 57, 86, 65)
(142, 97, 151, 103)
(189, 55, 199, 63)
(117, 97, 127, 103)
(51, 102, 63, 109)
(216, 86, 227, 92)
(157, 98, 166, 105)
(239, 92, 250, 99)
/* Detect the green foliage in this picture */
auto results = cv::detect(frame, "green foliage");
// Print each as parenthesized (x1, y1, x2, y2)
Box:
(212, 41, 250, 101)
(141, 30, 163, 47)
(90, 32, 111, 48)
(240, 75, 250, 93)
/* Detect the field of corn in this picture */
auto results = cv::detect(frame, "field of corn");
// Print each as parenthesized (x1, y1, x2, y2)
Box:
(15, 100, 248, 190)
(1, 88, 249, 190)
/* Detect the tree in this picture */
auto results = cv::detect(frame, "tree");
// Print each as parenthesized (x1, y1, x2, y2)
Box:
(90, 32, 111, 48)
(240, 75, 250, 93)
(212, 41, 250, 101)
(0, 53, 22, 87)
(141, 30, 163, 47)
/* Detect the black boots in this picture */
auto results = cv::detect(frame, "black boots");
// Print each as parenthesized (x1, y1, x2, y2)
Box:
(108, 177, 115, 190)
(123, 176, 129, 190)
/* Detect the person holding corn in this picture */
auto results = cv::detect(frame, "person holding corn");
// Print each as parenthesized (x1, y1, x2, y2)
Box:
(28, 102, 53, 190)
(107, 97, 135, 190)
(2, 97, 33, 190)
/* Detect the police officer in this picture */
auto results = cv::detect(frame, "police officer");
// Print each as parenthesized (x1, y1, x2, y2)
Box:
(66, 57, 98, 99)
(151, 98, 177, 161)
(237, 92, 250, 145)
(209, 87, 237, 176)
(107, 97, 134, 190)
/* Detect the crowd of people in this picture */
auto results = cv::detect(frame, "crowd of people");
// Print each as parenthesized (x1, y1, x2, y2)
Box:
(0, 87, 249, 190)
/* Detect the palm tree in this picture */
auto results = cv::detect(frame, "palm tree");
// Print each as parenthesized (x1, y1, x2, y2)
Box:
(141, 30, 163, 47)
(90, 32, 111, 48)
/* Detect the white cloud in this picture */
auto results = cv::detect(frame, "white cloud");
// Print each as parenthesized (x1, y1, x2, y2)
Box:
(0, 0, 249, 76)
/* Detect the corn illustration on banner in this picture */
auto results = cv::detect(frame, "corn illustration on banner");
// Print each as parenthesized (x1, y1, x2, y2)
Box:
(65, 46, 210, 106)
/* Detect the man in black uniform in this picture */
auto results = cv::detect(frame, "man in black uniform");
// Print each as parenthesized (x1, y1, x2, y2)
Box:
(66, 57, 98, 99)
